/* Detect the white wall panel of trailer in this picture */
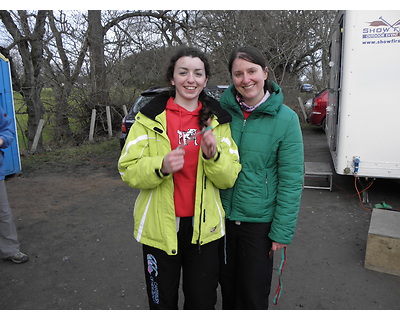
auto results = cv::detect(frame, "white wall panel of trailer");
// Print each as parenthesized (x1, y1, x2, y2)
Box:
(327, 10, 400, 179)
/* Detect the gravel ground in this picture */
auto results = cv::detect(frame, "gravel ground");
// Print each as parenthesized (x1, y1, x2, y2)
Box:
(1, 126, 399, 312)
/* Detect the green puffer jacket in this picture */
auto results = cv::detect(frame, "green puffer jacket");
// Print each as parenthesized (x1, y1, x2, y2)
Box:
(219, 82, 304, 244)
(118, 93, 241, 255)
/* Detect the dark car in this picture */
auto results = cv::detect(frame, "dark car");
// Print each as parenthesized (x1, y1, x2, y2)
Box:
(300, 83, 313, 92)
(119, 85, 228, 149)
(309, 88, 329, 128)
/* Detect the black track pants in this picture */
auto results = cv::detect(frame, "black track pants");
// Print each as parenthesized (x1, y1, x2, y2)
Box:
(142, 217, 219, 310)
(219, 220, 274, 309)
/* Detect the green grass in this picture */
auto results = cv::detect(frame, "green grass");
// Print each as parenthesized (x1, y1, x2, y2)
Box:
(13, 89, 56, 150)
(20, 138, 119, 170)
(13, 91, 28, 150)
(13, 86, 137, 152)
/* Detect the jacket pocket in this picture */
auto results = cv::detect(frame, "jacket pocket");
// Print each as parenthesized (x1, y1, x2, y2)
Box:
(197, 186, 225, 245)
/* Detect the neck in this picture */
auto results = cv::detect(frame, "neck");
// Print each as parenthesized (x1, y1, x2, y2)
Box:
(243, 91, 265, 107)
(174, 97, 199, 112)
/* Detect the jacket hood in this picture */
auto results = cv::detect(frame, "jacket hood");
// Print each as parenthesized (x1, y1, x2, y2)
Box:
(220, 81, 284, 116)
(140, 91, 232, 124)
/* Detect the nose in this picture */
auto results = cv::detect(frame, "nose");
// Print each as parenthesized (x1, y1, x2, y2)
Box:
(242, 72, 251, 84)
(187, 72, 195, 83)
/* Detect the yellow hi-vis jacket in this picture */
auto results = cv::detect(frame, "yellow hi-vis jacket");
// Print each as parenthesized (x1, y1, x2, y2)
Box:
(118, 94, 241, 255)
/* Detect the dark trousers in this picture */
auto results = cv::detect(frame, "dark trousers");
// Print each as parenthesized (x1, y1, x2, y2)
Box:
(142, 217, 219, 310)
(219, 220, 274, 309)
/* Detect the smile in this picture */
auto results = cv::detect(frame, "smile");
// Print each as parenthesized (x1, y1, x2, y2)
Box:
(184, 86, 196, 90)
(242, 84, 255, 90)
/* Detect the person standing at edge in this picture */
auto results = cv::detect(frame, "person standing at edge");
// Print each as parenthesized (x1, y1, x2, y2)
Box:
(0, 106, 28, 264)
(219, 46, 304, 309)
(118, 47, 241, 309)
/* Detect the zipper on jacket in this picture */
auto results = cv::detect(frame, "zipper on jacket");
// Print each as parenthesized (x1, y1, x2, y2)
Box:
(202, 175, 207, 224)
(197, 210, 204, 253)
(197, 174, 207, 253)
(227, 117, 246, 219)
(241, 119, 247, 133)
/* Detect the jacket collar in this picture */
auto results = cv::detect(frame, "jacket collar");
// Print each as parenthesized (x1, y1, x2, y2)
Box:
(222, 81, 284, 116)
(140, 90, 232, 124)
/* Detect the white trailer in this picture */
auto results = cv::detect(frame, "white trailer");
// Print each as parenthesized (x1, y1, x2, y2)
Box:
(326, 10, 400, 179)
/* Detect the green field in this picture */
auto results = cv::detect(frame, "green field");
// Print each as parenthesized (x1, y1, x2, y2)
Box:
(13, 89, 56, 151)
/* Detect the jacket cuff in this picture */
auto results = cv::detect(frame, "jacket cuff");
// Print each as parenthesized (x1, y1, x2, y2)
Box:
(155, 168, 170, 178)
(202, 151, 220, 161)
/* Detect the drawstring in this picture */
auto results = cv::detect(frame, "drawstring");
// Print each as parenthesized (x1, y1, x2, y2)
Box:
(272, 246, 287, 306)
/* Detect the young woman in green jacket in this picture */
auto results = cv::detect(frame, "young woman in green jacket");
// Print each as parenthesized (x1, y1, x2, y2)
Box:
(118, 47, 241, 309)
(219, 46, 304, 309)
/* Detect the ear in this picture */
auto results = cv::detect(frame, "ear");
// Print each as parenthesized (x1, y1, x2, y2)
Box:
(264, 67, 268, 80)
(204, 78, 209, 87)
(171, 79, 175, 86)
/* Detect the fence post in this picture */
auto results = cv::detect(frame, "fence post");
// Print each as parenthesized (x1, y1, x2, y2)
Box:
(106, 106, 112, 138)
(89, 109, 96, 142)
(30, 119, 44, 153)
(298, 97, 308, 123)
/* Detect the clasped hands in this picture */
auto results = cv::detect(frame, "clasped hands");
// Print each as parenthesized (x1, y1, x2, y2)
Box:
(161, 126, 216, 175)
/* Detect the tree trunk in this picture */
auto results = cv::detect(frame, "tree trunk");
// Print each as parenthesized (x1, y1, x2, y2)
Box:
(45, 11, 74, 142)
(87, 10, 109, 109)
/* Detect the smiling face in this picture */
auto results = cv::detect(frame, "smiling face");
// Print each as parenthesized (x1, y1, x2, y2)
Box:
(170, 56, 208, 110)
(231, 58, 268, 106)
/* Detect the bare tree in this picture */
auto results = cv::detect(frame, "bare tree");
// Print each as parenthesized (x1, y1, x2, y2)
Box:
(43, 10, 89, 143)
(0, 10, 48, 151)
(87, 10, 109, 109)
(0, 9, 337, 150)
(185, 10, 336, 87)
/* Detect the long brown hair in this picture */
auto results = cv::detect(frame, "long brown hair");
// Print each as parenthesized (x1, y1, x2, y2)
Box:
(165, 46, 214, 128)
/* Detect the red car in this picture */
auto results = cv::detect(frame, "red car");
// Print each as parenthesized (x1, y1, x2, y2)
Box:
(310, 89, 329, 128)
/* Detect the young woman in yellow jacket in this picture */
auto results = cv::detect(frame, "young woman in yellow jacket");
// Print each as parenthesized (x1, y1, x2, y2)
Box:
(118, 47, 241, 309)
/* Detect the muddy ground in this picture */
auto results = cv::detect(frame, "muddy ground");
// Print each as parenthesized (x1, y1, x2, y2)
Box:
(1, 126, 400, 310)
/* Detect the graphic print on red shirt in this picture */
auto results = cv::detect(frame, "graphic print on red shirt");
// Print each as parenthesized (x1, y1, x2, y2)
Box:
(166, 97, 202, 217)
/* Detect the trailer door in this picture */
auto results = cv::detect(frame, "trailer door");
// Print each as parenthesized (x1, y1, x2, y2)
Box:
(327, 12, 344, 155)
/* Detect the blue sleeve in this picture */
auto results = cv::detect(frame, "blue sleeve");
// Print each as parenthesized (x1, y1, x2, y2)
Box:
(0, 105, 15, 149)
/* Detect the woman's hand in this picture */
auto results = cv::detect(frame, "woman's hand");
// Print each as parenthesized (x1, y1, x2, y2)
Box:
(200, 119, 216, 159)
(268, 242, 287, 259)
(271, 242, 287, 251)
(161, 148, 185, 174)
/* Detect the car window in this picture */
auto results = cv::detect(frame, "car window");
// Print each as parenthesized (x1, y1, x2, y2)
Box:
(206, 88, 226, 100)
(315, 89, 328, 97)
(132, 96, 153, 114)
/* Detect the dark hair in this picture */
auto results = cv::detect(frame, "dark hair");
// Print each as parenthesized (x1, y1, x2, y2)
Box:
(228, 46, 273, 93)
(165, 46, 211, 82)
(165, 46, 213, 128)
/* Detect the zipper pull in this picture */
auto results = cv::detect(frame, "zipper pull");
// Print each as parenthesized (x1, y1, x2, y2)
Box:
(241, 119, 247, 133)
